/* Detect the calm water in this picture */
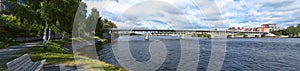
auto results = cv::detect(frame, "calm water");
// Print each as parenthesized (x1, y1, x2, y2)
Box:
(98, 36, 300, 71)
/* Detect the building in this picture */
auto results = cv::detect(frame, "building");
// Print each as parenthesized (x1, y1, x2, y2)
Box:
(261, 24, 277, 32)
(228, 24, 277, 33)
(257, 27, 270, 32)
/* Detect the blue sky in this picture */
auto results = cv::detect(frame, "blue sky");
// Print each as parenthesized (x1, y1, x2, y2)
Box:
(83, 0, 300, 29)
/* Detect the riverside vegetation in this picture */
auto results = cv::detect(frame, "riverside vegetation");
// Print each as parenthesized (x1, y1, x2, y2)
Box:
(0, 0, 124, 71)
(272, 24, 300, 37)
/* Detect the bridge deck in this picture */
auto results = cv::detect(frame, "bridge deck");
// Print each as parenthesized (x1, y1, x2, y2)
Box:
(107, 28, 269, 34)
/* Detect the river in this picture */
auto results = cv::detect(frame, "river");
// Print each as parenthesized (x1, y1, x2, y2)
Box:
(98, 36, 300, 71)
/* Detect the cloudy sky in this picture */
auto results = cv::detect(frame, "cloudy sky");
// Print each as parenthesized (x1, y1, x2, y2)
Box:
(82, 0, 300, 29)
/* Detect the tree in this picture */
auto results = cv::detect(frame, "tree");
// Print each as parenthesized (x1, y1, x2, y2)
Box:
(296, 24, 300, 36)
(0, 14, 22, 39)
(297, 24, 300, 33)
(73, 2, 87, 38)
(85, 8, 99, 36)
(271, 31, 282, 36)
(286, 26, 296, 36)
(7, 0, 81, 51)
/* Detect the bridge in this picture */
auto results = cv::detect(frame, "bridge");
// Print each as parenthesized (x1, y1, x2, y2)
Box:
(105, 28, 270, 40)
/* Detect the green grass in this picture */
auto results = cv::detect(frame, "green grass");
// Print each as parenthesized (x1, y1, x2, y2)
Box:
(0, 68, 4, 71)
(234, 33, 245, 36)
(0, 41, 22, 49)
(25, 39, 126, 71)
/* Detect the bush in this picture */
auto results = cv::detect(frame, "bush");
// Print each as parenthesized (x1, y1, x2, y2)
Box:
(271, 31, 282, 36)
(0, 67, 4, 71)
(235, 33, 245, 36)
(192, 34, 208, 37)
(0, 14, 42, 38)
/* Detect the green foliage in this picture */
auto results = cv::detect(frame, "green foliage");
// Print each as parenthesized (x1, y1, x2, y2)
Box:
(4, 1, 117, 38)
(297, 24, 300, 33)
(286, 26, 296, 34)
(234, 33, 245, 36)
(7, 0, 81, 35)
(0, 14, 42, 37)
(95, 17, 117, 36)
(0, 13, 42, 48)
(285, 24, 300, 36)
(85, 8, 99, 36)
(0, 67, 4, 71)
(271, 31, 282, 36)
(192, 34, 208, 37)
(73, 2, 88, 37)
(0, 14, 22, 36)
(271, 30, 288, 36)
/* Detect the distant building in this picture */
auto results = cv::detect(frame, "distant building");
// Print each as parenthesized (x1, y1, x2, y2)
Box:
(261, 24, 277, 32)
(228, 24, 278, 33)
(257, 27, 270, 32)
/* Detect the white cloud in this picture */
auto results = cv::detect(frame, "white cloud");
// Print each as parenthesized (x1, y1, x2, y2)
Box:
(83, 0, 300, 29)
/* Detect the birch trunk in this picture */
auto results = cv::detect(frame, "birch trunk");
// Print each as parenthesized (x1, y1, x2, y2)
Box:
(43, 21, 48, 51)
(48, 28, 51, 40)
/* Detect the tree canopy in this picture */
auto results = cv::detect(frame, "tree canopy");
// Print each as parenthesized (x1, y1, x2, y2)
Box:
(1, 0, 117, 38)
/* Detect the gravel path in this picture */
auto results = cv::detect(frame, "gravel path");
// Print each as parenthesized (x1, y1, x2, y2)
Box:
(0, 41, 42, 69)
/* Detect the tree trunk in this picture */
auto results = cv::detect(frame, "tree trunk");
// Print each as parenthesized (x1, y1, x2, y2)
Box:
(43, 20, 48, 51)
(48, 28, 51, 40)
(62, 34, 65, 39)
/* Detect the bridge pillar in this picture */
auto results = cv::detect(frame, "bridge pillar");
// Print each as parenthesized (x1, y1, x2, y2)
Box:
(208, 35, 214, 39)
(255, 35, 261, 38)
(144, 34, 149, 40)
(243, 35, 249, 38)
(227, 35, 234, 38)
(179, 35, 185, 39)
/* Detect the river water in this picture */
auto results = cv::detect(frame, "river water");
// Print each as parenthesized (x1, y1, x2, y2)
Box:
(98, 36, 300, 71)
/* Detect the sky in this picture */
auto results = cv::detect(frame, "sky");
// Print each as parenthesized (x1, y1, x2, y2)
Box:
(82, 0, 300, 29)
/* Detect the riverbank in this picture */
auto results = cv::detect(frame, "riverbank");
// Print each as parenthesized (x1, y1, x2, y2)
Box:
(0, 38, 126, 71)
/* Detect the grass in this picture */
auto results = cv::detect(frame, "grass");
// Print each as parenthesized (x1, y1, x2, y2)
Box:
(0, 41, 22, 49)
(24, 39, 127, 71)
(0, 68, 4, 71)
(234, 33, 245, 36)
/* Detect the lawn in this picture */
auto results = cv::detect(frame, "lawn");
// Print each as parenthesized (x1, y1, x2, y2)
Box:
(24, 39, 126, 71)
